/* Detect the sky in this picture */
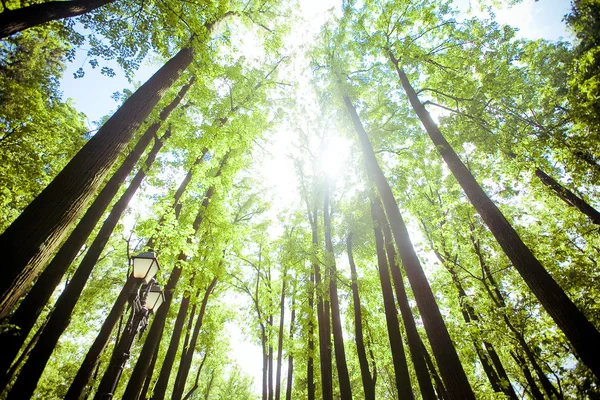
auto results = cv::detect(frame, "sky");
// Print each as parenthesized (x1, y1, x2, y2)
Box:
(58, 0, 573, 395)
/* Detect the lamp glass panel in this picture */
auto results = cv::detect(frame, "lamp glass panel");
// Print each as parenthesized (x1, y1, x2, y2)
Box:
(145, 290, 162, 312)
(144, 262, 159, 284)
(132, 257, 153, 280)
(153, 293, 164, 312)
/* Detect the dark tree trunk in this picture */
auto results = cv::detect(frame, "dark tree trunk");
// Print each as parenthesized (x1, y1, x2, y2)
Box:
(381, 215, 437, 399)
(389, 52, 600, 380)
(64, 150, 205, 400)
(307, 272, 315, 400)
(535, 168, 600, 225)
(140, 336, 161, 400)
(323, 177, 352, 399)
(0, 80, 193, 377)
(182, 351, 208, 400)
(0, 0, 115, 38)
(171, 277, 218, 400)
(347, 234, 375, 400)
(268, 314, 274, 400)
(121, 160, 225, 400)
(5, 127, 172, 400)
(370, 198, 414, 399)
(262, 324, 268, 400)
(344, 93, 474, 399)
(285, 298, 295, 400)
(421, 339, 447, 400)
(152, 290, 193, 400)
(0, 45, 194, 319)
(275, 274, 286, 400)
(64, 278, 136, 400)
(512, 351, 544, 400)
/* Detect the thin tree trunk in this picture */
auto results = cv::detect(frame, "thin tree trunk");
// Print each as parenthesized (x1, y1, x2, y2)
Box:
(285, 298, 295, 400)
(0, 80, 193, 377)
(0, 45, 194, 319)
(512, 351, 544, 400)
(182, 351, 208, 400)
(268, 314, 274, 400)
(152, 290, 193, 400)
(171, 277, 218, 400)
(0, 0, 115, 38)
(307, 272, 315, 400)
(275, 274, 286, 400)
(323, 177, 352, 399)
(64, 150, 205, 400)
(381, 214, 437, 399)
(347, 233, 375, 400)
(121, 155, 227, 400)
(421, 339, 447, 400)
(344, 93, 474, 399)
(389, 52, 600, 379)
(370, 198, 414, 399)
(5, 127, 172, 400)
(535, 168, 600, 225)
(262, 324, 268, 400)
(204, 370, 215, 400)
(140, 336, 161, 400)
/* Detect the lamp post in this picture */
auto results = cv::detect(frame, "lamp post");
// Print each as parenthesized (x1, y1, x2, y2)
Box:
(94, 252, 165, 400)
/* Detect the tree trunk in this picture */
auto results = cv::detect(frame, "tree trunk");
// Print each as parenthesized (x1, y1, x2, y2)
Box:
(389, 52, 600, 380)
(64, 278, 136, 400)
(347, 233, 376, 400)
(268, 314, 274, 400)
(0, 45, 194, 319)
(0, 80, 193, 376)
(275, 274, 286, 400)
(140, 336, 161, 400)
(182, 351, 208, 400)
(0, 0, 116, 38)
(512, 351, 544, 400)
(343, 93, 474, 399)
(323, 177, 353, 399)
(370, 198, 414, 399)
(421, 339, 447, 400)
(152, 290, 193, 400)
(5, 127, 172, 400)
(121, 158, 226, 400)
(381, 214, 437, 399)
(64, 150, 205, 400)
(307, 272, 315, 400)
(285, 298, 295, 400)
(171, 277, 218, 400)
(535, 168, 600, 225)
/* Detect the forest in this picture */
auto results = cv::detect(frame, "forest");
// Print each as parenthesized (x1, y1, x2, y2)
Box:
(0, 0, 599, 398)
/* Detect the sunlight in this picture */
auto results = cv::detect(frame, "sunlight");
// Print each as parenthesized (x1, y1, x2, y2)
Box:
(320, 135, 351, 178)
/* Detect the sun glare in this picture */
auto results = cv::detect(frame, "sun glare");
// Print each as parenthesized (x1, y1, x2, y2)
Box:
(320, 135, 351, 178)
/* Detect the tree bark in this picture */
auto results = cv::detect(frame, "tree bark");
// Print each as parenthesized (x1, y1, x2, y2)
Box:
(343, 93, 475, 399)
(370, 198, 414, 399)
(0, 45, 194, 319)
(121, 166, 224, 400)
(389, 52, 600, 380)
(512, 351, 544, 400)
(275, 274, 286, 400)
(140, 336, 161, 400)
(347, 234, 376, 400)
(0, 0, 116, 38)
(171, 277, 218, 400)
(381, 214, 436, 399)
(0, 80, 193, 377)
(323, 177, 353, 399)
(152, 290, 193, 400)
(535, 168, 600, 225)
(268, 314, 274, 400)
(64, 149, 205, 400)
(307, 271, 315, 400)
(285, 298, 295, 400)
(5, 127, 172, 400)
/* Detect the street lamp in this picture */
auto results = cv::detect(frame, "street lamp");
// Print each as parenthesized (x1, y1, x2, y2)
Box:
(94, 252, 165, 400)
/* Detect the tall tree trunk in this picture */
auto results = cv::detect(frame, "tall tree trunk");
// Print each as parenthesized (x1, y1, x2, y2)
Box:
(285, 298, 295, 400)
(347, 233, 375, 400)
(343, 93, 475, 399)
(121, 155, 227, 400)
(0, 80, 193, 377)
(535, 168, 600, 225)
(512, 351, 544, 400)
(182, 351, 208, 400)
(323, 177, 352, 399)
(64, 152, 206, 400)
(421, 339, 447, 400)
(152, 290, 193, 400)
(171, 277, 218, 400)
(370, 198, 414, 399)
(0, 45, 194, 319)
(307, 272, 315, 400)
(389, 52, 600, 379)
(381, 215, 437, 399)
(275, 274, 286, 400)
(0, 0, 116, 38)
(140, 336, 161, 400)
(262, 323, 268, 400)
(268, 314, 274, 400)
(5, 127, 172, 400)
